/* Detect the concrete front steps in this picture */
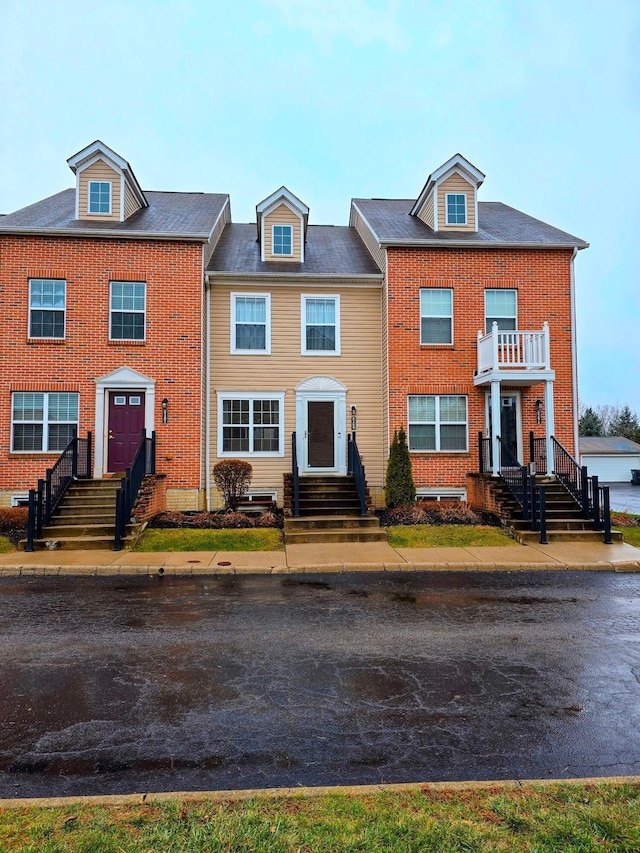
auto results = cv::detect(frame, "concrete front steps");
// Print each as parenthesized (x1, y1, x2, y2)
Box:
(285, 474, 387, 543)
(22, 478, 140, 551)
(497, 476, 623, 545)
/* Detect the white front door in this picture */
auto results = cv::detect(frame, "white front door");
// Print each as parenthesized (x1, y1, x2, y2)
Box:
(295, 377, 347, 474)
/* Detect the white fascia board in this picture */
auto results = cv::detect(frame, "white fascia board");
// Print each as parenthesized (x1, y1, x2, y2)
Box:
(206, 196, 231, 243)
(411, 154, 485, 216)
(256, 186, 309, 217)
(0, 226, 213, 241)
(350, 201, 382, 244)
(68, 141, 147, 209)
(206, 272, 383, 285)
(378, 238, 590, 249)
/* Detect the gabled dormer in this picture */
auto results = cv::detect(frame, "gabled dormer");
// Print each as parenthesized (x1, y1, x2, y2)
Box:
(67, 140, 148, 223)
(410, 154, 484, 232)
(256, 186, 308, 262)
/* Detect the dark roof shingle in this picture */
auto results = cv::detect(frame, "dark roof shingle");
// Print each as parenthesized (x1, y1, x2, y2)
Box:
(352, 199, 588, 248)
(0, 189, 229, 240)
(207, 223, 382, 276)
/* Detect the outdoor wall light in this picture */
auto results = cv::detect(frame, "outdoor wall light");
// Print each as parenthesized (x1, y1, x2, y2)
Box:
(350, 405, 357, 432)
(162, 397, 168, 424)
(535, 399, 543, 424)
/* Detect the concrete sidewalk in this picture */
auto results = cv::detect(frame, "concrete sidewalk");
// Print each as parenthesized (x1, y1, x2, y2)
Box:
(1, 539, 639, 575)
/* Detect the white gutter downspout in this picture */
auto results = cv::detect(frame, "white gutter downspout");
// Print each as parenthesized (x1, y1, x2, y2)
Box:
(570, 247, 579, 457)
(205, 272, 212, 511)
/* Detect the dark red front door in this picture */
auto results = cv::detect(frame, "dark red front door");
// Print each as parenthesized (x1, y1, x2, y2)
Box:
(107, 392, 145, 472)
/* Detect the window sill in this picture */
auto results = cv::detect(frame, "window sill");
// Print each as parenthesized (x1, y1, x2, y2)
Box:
(108, 339, 146, 346)
(26, 338, 65, 345)
(409, 450, 470, 455)
(419, 344, 455, 349)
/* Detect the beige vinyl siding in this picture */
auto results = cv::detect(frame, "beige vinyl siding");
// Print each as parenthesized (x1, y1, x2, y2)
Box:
(381, 273, 389, 467)
(78, 160, 121, 221)
(209, 282, 385, 507)
(437, 173, 476, 231)
(415, 190, 435, 229)
(123, 182, 141, 219)
(263, 204, 302, 262)
(352, 208, 385, 272)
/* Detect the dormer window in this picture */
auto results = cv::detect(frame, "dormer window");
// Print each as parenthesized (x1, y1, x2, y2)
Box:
(273, 225, 293, 256)
(88, 181, 112, 214)
(446, 193, 466, 225)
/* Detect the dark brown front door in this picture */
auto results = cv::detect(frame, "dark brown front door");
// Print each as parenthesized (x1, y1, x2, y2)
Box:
(107, 391, 145, 472)
(307, 400, 335, 468)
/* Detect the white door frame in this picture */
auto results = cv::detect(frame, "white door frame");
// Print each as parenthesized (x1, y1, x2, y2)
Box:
(295, 376, 347, 475)
(484, 389, 523, 465)
(94, 366, 156, 477)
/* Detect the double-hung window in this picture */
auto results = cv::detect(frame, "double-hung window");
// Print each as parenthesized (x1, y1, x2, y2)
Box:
(485, 289, 517, 333)
(110, 281, 146, 340)
(408, 395, 468, 452)
(446, 193, 467, 225)
(11, 392, 79, 452)
(231, 294, 270, 353)
(218, 393, 284, 456)
(88, 180, 111, 214)
(29, 278, 66, 338)
(420, 288, 453, 345)
(302, 295, 340, 354)
(272, 225, 293, 256)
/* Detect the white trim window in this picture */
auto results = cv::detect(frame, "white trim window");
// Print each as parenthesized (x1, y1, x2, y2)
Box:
(88, 180, 112, 214)
(231, 293, 271, 354)
(445, 192, 467, 225)
(408, 395, 468, 452)
(302, 295, 340, 355)
(217, 392, 285, 457)
(110, 281, 146, 341)
(272, 224, 293, 256)
(11, 392, 79, 453)
(420, 288, 453, 345)
(29, 278, 66, 339)
(485, 289, 517, 333)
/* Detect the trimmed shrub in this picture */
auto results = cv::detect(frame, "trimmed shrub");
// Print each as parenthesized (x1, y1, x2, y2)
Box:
(382, 502, 483, 528)
(0, 507, 28, 546)
(213, 460, 253, 511)
(385, 427, 416, 508)
(611, 511, 640, 528)
(148, 509, 282, 530)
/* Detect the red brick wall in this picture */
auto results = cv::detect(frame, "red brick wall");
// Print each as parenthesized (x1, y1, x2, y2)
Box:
(0, 234, 204, 494)
(386, 247, 576, 492)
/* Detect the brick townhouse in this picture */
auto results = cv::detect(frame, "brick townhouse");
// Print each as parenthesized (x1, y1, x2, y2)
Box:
(1, 144, 587, 528)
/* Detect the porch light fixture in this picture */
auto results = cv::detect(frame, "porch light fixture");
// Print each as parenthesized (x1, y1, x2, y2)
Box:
(162, 397, 168, 424)
(350, 405, 357, 432)
(535, 399, 543, 424)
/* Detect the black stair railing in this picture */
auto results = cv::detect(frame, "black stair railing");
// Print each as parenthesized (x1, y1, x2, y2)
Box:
(497, 436, 531, 520)
(347, 433, 368, 516)
(478, 431, 492, 474)
(25, 430, 92, 552)
(114, 430, 156, 551)
(291, 432, 300, 517)
(551, 436, 613, 544)
(528, 432, 547, 474)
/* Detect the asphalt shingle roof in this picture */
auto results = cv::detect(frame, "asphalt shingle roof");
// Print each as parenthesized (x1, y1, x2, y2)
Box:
(207, 223, 382, 276)
(352, 199, 588, 248)
(0, 189, 229, 239)
(580, 437, 640, 455)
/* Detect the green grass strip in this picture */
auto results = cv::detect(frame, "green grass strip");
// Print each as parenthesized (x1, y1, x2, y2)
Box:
(388, 524, 513, 548)
(134, 527, 284, 552)
(0, 536, 14, 554)
(0, 783, 639, 852)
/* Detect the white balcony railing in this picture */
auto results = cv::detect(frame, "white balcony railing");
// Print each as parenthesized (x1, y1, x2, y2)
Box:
(477, 322, 551, 374)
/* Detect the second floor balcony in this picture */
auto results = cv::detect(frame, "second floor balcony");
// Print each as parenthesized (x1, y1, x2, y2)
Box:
(475, 321, 554, 386)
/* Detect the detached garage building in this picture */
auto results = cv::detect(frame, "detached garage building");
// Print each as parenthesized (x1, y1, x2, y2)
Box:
(579, 436, 640, 483)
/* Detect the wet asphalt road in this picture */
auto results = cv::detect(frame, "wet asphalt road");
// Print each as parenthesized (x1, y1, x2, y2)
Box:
(0, 571, 639, 798)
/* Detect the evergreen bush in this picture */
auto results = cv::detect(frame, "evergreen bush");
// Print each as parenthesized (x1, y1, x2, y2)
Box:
(385, 427, 416, 508)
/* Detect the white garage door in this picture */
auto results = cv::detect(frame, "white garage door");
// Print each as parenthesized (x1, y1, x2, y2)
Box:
(581, 455, 640, 482)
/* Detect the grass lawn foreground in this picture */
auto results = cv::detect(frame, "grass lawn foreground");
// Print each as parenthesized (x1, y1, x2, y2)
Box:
(0, 783, 639, 852)
(134, 527, 284, 552)
(388, 524, 513, 548)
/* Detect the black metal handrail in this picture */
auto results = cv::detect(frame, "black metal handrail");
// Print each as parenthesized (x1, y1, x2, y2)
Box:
(497, 436, 531, 520)
(114, 430, 156, 551)
(347, 433, 368, 516)
(551, 437, 589, 517)
(25, 431, 92, 551)
(291, 432, 300, 517)
(528, 432, 547, 474)
(478, 432, 492, 474)
(551, 436, 613, 544)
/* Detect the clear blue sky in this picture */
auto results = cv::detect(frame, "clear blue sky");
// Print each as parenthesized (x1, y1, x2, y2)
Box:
(1, 0, 638, 412)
